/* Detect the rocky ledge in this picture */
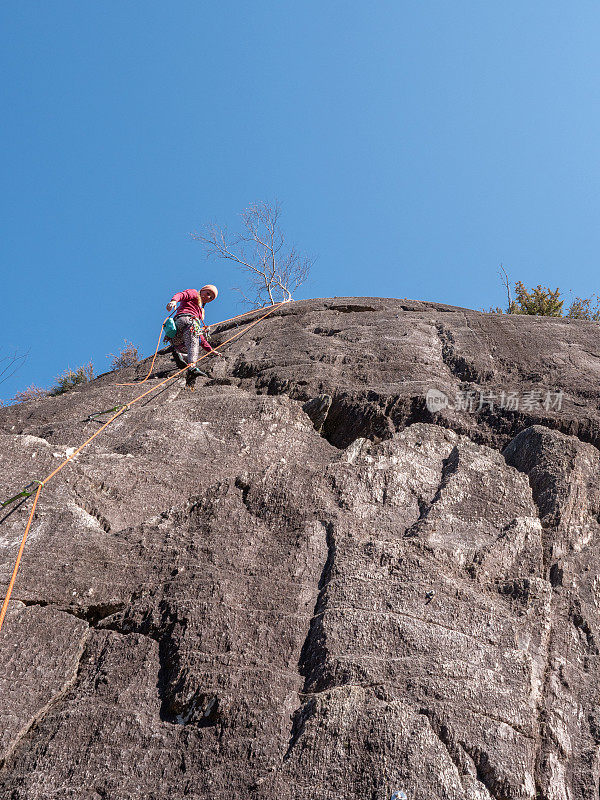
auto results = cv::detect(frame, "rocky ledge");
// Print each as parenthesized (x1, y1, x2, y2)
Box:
(1, 297, 600, 799)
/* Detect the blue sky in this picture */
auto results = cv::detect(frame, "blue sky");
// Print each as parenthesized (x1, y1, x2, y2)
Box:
(2, 1, 600, 399)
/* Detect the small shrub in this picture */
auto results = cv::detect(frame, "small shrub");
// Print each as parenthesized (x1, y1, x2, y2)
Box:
(108, 340, 140, 370)
(566, 295, 600, 320)
(509, 282, 563, 316)
(50, 361, 94, 396)
(12, 384, 49, 403)
(497, 269, 600, 320)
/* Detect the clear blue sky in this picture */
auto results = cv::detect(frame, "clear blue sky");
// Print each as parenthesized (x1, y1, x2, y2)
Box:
(2, 1, 599, 399)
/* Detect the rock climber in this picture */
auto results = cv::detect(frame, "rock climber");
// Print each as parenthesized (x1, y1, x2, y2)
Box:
(166, 285, 220, 377)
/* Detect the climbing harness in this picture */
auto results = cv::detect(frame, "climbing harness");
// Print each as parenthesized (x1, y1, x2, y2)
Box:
(0, 302, 287, 633)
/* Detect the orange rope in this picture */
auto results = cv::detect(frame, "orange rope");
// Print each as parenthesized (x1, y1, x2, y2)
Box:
(0, 301, 286, 631)
(43, 406, 129, 484)
(0, 483, 43, 631)
(206, 303, 273, 330)
(116, 316, 172, 387)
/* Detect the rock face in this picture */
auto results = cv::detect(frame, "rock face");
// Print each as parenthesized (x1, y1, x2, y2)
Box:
(1, 297, 600, 799)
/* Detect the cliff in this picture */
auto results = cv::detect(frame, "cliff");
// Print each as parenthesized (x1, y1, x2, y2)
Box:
(1, 297, 600, 800)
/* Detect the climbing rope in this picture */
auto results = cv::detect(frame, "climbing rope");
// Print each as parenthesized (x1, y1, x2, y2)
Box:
(206, 303, 279, 331)
(115, 315, 174, 387)
(0, 301, 287, 633)
(0, 483, 44, 632)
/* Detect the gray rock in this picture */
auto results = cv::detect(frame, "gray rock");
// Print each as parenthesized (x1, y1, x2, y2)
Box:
(0, 297, 599, 798)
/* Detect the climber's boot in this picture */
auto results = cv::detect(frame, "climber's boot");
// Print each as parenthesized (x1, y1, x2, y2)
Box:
(171, 348, 188, 370)
(185, 366, 207, 389)
(187, 366, 207, 379)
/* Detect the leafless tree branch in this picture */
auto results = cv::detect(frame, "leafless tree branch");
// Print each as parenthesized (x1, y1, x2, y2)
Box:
(0, 350, 28, 388)
(499, 264, 513, 312)
(191, 199, 315, 307)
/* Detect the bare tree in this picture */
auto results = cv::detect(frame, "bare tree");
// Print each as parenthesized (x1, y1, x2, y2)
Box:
(192, 200, 315, 306)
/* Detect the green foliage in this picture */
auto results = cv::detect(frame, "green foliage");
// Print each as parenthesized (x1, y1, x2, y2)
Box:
(501, 280, 599, 320)
(509, 282, 564, 317)
(566, 295, 600, 321)
(50, 361, 95, 396)
(493, 270, 599, 321)
(108, 339, 140, 370)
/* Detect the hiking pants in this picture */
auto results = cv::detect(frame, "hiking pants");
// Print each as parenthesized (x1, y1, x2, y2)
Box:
(171, 315, 211, 365)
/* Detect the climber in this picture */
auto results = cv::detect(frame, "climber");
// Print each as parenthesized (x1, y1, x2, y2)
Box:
(166, 285, 221, 377)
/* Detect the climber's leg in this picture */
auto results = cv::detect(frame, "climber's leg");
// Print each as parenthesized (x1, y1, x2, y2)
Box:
(181, 318, 200, 366)
(170, 317, 191, 368)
